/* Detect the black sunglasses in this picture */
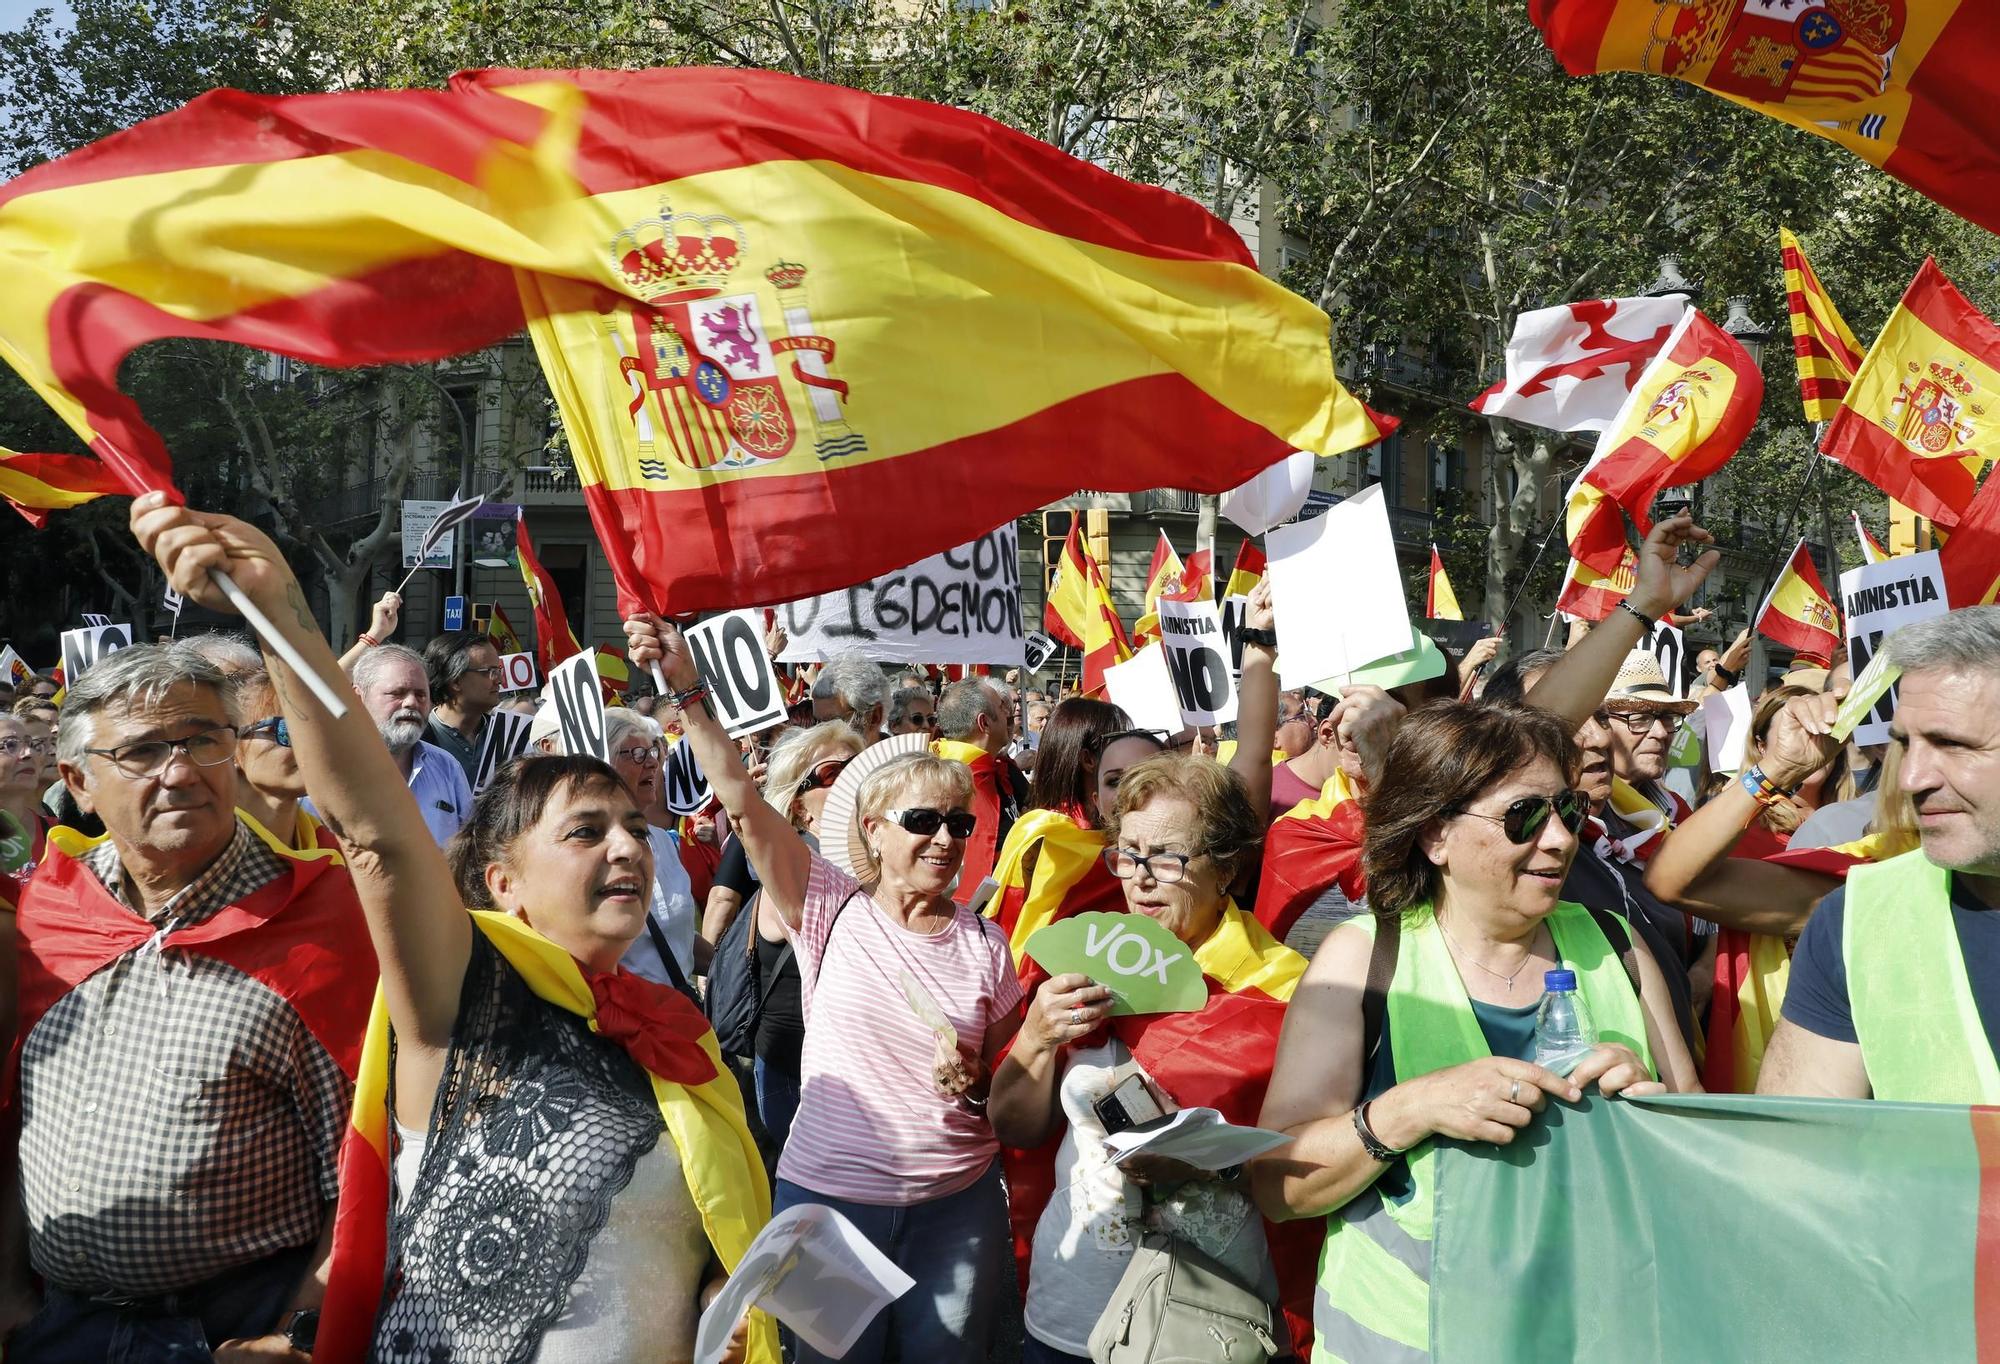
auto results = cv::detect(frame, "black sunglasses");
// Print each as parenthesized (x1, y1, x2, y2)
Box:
(1448, 790, 1587, 844)
(885, 807, 977, 839)
(796, 757, 849, 796)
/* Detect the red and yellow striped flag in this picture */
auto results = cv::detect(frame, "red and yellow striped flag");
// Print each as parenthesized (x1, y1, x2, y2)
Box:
(1819, 259, 2000, 528)
(0, 68, 1394, 611)
(1555, 545, 1638, 622)
(0, 448, 124, 526)
(1781, 228, 1866, 422)
(1426, 544, 1463, 620)
(1532, 1, 2000, 237)
(1081, 552, 1133, 697)
(1565, 309, 1763, 579)
(1223, 539, 1266, 601)
(1852, 510, 1888, 564)
(1753, 538, 1841, 661)
(1132, 531, 1187, 644)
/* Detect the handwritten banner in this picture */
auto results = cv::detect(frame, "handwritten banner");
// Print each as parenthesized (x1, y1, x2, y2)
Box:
(777, 525, 1024, 666)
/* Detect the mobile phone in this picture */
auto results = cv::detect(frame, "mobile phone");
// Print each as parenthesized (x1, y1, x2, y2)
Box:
(1092, 1072, 1166, 1136)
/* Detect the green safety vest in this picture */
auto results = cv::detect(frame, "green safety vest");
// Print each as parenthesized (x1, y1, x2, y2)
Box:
(1311, 902, 1653, 1364)
(1844, 849, 2000, 1104)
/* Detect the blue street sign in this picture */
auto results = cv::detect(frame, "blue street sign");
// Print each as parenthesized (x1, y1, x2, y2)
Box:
(443, 596, 466, 632)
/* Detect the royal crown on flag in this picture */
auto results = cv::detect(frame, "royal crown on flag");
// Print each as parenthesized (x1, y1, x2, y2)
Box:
(764, 260, 808, 291)
(1890, 361, 1983, 455)
(612, 200, 745, 301)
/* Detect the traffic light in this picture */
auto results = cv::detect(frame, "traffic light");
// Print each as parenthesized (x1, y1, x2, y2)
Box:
(1042, 510, 1077, 597)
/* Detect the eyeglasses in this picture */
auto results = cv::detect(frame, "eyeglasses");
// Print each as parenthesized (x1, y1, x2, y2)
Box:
(613, 743, 663, 766)
(1448, 790, 1588, 845)
(796, 757, 850, 796)
(85, 726, 239, 779)
(0, 736, 52, 758)
(1103, 846, 1199, 884)
(465, 665, 505, 680)
(243, 717, 292, 747)
(885, 807, 977, 839)
(1603, 709, 1674, 734)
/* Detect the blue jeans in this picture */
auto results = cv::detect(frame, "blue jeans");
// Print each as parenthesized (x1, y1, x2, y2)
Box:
(754, 1054, 801, 1151)
(773, 1160, 1009, 1363)
(8, 1243, 306, 1363)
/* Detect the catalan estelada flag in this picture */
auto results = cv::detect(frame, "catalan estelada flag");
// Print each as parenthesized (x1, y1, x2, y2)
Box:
(514, 508, 582, 679)
(1753, 539, 1841, 661)
(1820, 259, 2000, 528)
(1781, 228, 1866, 422)
(1531, 1, 2000, 238)
(0, 448, 124, 527)
(0, 68, 1393, 614)
(1043, 518, 1093, 649)
(1564, 309, 1762, 581)
(1426, 544, 1463, 620)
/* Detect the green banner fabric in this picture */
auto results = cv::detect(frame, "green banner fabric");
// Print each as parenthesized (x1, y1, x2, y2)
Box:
(1430, 1094, 1993, 1362)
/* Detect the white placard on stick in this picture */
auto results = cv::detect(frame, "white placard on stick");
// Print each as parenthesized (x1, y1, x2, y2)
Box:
(80, 613, 110, 629)
(1266, 485, 1411, 688)
(1103, 644, 1186, 737)
(1647, 620, 1687, 699)
(663, 739, 714, 817)
(400, 499, 458, 570)
(694, 1204, 914, 1364)
(1839, 550, 1948, 748)
(1024, 630, 1058, 675)
(1699, 685, 1753, 775)
(60, 623, 133, 684)
(1155, 598, 1237, 726)
(472, 709, 536, 792)
(777, 525, 1025, 666)
(686, 611, 788, 738)
(498, 651, 538, 692)
(546, 650, 609, 761)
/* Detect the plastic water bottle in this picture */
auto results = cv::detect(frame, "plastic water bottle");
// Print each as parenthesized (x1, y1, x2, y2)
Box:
(1533, 969, 1597, 1076)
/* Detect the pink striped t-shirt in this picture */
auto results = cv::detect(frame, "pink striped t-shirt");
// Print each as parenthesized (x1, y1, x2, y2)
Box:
(777, 855, 1024, 1205)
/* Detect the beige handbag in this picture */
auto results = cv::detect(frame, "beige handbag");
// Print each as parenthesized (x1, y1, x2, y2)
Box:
(1087, 1232, 1281, 1364)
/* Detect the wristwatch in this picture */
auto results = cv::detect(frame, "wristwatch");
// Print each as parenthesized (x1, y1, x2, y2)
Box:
(281, 1308, 320, 1351)
(1239, 626, 1279, 649)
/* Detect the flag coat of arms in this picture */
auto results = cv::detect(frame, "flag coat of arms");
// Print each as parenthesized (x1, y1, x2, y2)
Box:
(1820, 259, 2000, 528)
(1556, 544, 1639, 622)
(1470, 293, 1689, 433)
(1531, 0, 2000, 238)
(1753, 538, 1841, 660)
(1781, 228, 1866, 423)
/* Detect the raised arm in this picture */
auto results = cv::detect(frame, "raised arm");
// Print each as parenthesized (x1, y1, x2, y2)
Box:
(626, 613, 812, 926)
(131, 496, 471, 1050)
(1230, 580, 1280, 824)
(1525, 515, 1718, 729)
(334, 591, 402, 675)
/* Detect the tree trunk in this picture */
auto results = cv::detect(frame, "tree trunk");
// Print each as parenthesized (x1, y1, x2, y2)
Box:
(1482, 424, 1555, 635)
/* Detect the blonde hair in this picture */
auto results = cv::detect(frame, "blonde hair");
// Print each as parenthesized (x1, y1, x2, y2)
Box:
(1867, 740, 1917, 842)
(856, 753, 973, 833)
(762, 721, 865, 826)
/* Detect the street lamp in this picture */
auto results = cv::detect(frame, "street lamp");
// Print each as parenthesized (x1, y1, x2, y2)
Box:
(1645, 254, 1697, 298)
(1722, 295, 1772, 368)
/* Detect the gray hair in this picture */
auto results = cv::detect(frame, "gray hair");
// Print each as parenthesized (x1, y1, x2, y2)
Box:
(56, 642, 229, 768)
(817, 652, 888, 720)
(1886, 608, 2000, 677)
(351, 643, 428, 695)
(603, 706, 653, 755)
(886, 683, 933, 731)
(937, 678, 1001, 741)
(762, 721, 865, 821)
(180, 632, 262, 677)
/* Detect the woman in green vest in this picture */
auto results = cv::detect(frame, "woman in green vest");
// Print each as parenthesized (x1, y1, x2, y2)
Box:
(1251, 702, 1698, 1363)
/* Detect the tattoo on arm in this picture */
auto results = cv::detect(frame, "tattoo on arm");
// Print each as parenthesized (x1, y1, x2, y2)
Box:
(286, 581, 318, 636)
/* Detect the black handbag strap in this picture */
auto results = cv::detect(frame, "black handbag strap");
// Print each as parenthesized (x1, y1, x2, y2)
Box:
(1361, 914, 1399, 1067)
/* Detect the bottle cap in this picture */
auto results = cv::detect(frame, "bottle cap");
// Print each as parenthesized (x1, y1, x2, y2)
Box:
(1543, 969, 1577, 991)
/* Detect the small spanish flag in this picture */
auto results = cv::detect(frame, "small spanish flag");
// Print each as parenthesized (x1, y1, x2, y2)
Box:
(1043, 519, 1094, 649)
(1132, 532, 1189, 644)
(1426, 544, 1463, 621)
(1555, 545, 1638, 623)
(0, 448, 124, 527)
(1752, 538, 1841, 662)
(1781, 229, 1867, 424)
(1223, 538, 1266, 602)
(1852, 511, 1888, 564)
(1173, 548, 1214, 605)
(1080, 551, 1132, 698)
(515, 509, 583, 679)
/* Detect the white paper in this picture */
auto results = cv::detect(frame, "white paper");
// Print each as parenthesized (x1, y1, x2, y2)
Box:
(695, 1203, 915, 1364)
(497, 651, 538, 692)
(685, 610, 788, 737)
(662, 739, 713, 816)
(1024, 630, 1059, 674)
(1699, 685, 1753, 775)
(1219, 449, 1316, 535)
(778, 524, 1025, 666)
(1103, 644, 1186, 737)
(1101, 1107, 1292, 1171)
(1839, 550, 1948, 748)
(545, 651, 609, 761)
(1155, 598, 1237, 726)
(1647, 620, 1687, 699)
(1266, 485, 1412, 688)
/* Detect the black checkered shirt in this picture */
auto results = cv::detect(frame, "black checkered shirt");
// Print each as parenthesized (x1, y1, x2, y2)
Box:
(19, 820, 354, 1297)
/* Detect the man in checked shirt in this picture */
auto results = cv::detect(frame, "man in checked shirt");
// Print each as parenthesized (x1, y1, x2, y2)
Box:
(3, 643, 373, 1362)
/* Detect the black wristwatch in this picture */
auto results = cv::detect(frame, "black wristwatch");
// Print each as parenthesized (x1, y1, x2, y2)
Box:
(1712, 664, 1740, 687)
(281, 1307, 320, 1352)
(1239, 626, 1279, 649)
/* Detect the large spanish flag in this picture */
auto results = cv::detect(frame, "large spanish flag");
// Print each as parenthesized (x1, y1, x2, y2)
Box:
(1554, 545, 1638, 622)
(1820, 259, 2000, 528)
(0, 67, 1393, 613)
(1042, 518, 1093, 649)
(1531, 1, 2000, 238)
(0, 447, 125, 527)
(1752, 538, 1841, 661)
(1781, 228, 1866, 423)
(1563, 309, 1763, 579)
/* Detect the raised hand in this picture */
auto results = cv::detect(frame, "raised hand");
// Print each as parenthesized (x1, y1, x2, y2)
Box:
(1629, 514, 1721, 620)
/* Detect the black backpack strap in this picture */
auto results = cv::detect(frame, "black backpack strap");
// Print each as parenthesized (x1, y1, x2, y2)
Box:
(1582, 904, 1643, 1000)
(644, 913, 700, 1005)
(1362, 915, 1400, 1067)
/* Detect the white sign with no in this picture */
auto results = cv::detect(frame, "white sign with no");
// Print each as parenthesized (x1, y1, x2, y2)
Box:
(1155, 598, 1237, 727)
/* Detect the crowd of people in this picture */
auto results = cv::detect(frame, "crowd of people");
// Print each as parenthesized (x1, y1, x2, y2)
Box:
(0, 494, 1989, 1364)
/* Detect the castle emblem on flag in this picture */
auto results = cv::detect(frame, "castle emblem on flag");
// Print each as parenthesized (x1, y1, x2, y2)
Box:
(1888, 360, 1981, 456)
(1656, 0, 1903, 112)
(603, 202, 865, 477)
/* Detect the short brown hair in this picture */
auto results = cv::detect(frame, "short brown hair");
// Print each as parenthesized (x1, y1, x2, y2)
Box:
(446, 755, 633, 907)
(1110, 753, 1262, 885)
(1360, 701, 1580, 920)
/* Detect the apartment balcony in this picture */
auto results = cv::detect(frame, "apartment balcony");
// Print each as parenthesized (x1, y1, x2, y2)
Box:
(518, 465, 584, 505)
(302, 471, 463, 527)
(1058, 488, 1202, 517)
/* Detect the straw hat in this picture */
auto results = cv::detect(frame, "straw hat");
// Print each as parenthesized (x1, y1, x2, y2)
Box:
(1605, 649, 1697, 714)
(816, 732, 932, 884)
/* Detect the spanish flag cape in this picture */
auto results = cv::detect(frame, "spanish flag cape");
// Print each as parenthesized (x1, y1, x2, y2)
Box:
(1254, 769, 1365, 941)
(932, 737, 1026, 907)
(998, 896, 1322, 1355)
(1704, 826, 1921, 1094)
(316, 911, 777, 1363)
(987, 805, 1126, 992)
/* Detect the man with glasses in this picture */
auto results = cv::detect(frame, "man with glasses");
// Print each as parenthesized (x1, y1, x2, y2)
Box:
(933, 677, 1027, 907)
(6, 643, 371, 1360)
(351, 644, 472, 845)
(1598, 650, 1701, 833)
(420, 629, 505, 787)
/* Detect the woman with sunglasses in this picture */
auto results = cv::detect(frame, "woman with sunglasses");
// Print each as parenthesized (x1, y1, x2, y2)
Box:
(229, 670, 333, 853)
(627, 613, 1027, 1364)
(1253, 702, 1696, 1362)
(0, 712, 54, 874)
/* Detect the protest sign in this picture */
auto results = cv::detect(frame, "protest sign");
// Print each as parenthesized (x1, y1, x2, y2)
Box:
(1155, 598, 1236, 726)
(1668, 716, 1704, 770)
(694, 1204, 914, 1364)
(1647, 620, 1687, 698)
(471, 709, 536, 792)
(686, 611, 787, 738)
(60, 623, 133, 684)
(400, 500, 459, 571)
(1218, 593, 1252, 678)
(1024, 911, 1208, 1016)
(777, 525, 1025, 666)
(470, 502, 521, 567)
(1699, 685, 1752, 775)
(1832, 647, 1902, 744)
(1102, 644, 1185, 737)
(81, 613, 110, 628)
(546, 651, 609, 761)
(1266, 485, 1411, 688)
(498, 652, 537, 691)
(1023, 630, 1058, 675)
(163, 583, 183, 619)
(1101, 1108, 1292, 1172)
(663, 740, 713, 817)
(1839, 551, 1947, 747)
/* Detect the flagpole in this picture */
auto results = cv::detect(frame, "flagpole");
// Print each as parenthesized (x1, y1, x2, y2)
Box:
(1501, 511, 1568, 631)
(1748, 425, 1827, 621)
(208, 569, 350, 720)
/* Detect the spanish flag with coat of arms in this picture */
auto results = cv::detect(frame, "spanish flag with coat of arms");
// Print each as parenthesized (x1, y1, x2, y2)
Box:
(1530, 0, 2000, 238)
(1752, 538, 1841, 662)
(0, 66, 1394, 613)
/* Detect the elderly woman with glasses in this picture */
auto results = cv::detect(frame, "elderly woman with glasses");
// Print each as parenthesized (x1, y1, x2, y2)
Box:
(989, 753, 1321, 1364)
(627, 614, 1026, 1364)
(1251, 702, 1697, 1363)
(0, 712, 53, 872)
(600, 707, 705, 992)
